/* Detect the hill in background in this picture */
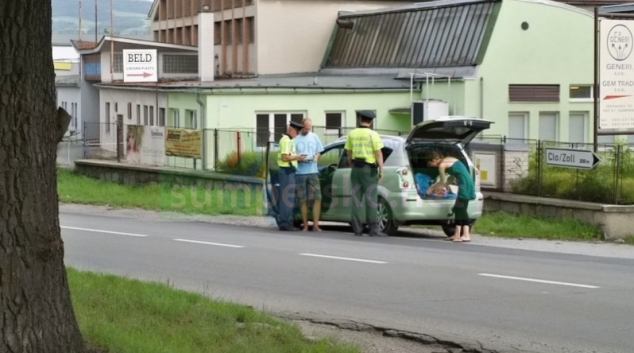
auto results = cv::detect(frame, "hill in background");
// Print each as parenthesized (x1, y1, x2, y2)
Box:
(53, 0, 153, 37)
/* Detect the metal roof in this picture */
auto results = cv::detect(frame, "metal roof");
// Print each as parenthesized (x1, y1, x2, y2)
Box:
(323, 0, 500, 69)
(94, 73, 413, 91)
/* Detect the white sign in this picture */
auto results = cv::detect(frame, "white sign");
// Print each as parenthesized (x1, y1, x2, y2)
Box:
(544, 148, 600, 170)
(123, 49, 157, 83)
(474, 152, 497, 188)
(124, 125, 165, 166)
(599, 19, 634, 133)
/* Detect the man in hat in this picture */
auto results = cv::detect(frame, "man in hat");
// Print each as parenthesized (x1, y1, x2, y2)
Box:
(275, 120, 306, 231)
(343, 110, 388, 237)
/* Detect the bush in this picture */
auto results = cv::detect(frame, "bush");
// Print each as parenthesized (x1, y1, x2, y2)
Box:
(216, 151, 269, 178)
(510, 144, 634, 204)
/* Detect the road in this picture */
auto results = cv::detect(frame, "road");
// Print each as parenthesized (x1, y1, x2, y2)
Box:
(60, 207, 634, 353)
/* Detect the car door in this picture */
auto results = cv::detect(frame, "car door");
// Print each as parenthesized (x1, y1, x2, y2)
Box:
(264, 141, 281, 217)
(315, 143, 345, 217)
(326, 147, 353, 221)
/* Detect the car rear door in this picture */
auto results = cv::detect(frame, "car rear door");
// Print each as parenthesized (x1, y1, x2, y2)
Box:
(264, 141, 280, 217)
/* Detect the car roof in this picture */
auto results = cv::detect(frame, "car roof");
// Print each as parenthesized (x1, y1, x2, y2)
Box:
(331, 134, 405, 144)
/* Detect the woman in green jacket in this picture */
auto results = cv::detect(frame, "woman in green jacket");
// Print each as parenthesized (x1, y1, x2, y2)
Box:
(427, 150, 476, 242)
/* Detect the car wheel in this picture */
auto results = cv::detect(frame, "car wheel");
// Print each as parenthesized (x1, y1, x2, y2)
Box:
(441, 223, 456, 237)
(442, 220, 476, 237)
(377, 198, 398, 236)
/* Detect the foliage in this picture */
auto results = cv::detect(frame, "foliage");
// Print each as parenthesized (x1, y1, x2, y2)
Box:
(510, 143, 634, 204)
(68, 268, 359, 353)
(216, 151, 268, 179)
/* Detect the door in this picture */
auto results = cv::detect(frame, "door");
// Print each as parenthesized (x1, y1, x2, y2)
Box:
(315, 144, 345, 216)
(264, 141, 281, 217)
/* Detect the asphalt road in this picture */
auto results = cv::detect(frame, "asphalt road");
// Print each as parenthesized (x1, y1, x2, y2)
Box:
(60, 209, 634, 353)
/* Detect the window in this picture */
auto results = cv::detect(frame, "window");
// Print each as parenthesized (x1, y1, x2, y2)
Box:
(509, 85, 559, 102)
(187, 109, 197, 129)
(171, 108, 181, 127)
(539, 112, 558, 141)
(105, 102, 111, 133)
(247, 17, 254, 43)
(71, 102, 78, 130)
(150, 106, 155, 126)
(112, 53, 123, 73)
(136, 104, 141, 124)
(143, 105, 149, 125)
(569, 112, 587, 143)
(255, 112, 305, 147)
(317, 145, 345, 170)
(508, 112, 527, 144)
(224, 20, 232, 44)
(127, 103, 132, 120)
(159, 108, 166, 127)
(325, 112, 344, 135)
(570, 85, 593, 101)
(163, 55, 198, 74)
(235, 19, 243, 44)
(214, 22, 221, 45)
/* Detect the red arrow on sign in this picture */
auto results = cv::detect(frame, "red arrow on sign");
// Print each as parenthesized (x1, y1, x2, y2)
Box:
(603, 95, 631, 100)
(126, 72, 153, 78)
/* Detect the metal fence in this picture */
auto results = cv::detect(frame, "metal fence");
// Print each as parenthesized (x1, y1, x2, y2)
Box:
(470, 136, 634, 205)
(56, 122, 634, 204)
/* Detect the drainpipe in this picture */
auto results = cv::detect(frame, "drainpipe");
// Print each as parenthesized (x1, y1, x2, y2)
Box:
(196, 89, 206, 170)
(480, 77, 484, 119)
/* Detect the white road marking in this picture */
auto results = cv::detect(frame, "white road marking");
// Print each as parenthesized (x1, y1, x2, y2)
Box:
(299, 253, 387, 264)
(61, 226, 148, 237)
(478, 273, 600, 289)
(174, 239, 244, 248)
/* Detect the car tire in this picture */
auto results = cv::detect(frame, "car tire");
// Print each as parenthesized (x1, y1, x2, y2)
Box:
(377, 198, 398, 236)
(442, 220, 476, 237)
(441, 223, 456, 237)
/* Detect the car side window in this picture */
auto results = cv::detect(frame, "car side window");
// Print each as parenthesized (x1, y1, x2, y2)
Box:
(318, 145, 343, 169)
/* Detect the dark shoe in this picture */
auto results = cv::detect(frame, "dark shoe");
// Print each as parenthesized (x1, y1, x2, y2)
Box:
(279, 226, 300, 231)
(354, 233, 364, 237)
(369, 231, 389, 237)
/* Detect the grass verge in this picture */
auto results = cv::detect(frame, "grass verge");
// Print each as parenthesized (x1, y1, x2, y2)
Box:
(68, 268, 358, 353)
(472, 211, 602, 241)
(57, 169, 262, 217)
(57, 168, 604, 241)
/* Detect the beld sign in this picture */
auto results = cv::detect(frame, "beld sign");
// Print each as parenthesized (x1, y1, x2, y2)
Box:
(123, 49, 158, 83)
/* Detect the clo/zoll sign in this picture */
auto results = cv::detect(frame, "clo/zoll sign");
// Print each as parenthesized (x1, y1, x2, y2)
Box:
(544, 147, 600, 170)
(123, 49, 157, 83)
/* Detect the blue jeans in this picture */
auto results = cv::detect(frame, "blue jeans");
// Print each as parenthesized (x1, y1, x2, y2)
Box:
(276, 167, 298, 228)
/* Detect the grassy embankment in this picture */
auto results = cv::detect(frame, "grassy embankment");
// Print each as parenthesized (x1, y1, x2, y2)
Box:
(69, 268, 357, 353)
(58, 168, 607, 241)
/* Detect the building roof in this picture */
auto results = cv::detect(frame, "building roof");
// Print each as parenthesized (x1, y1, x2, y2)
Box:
(70, 35, 197, 55)
(93, 73, 414, 91)
(323, 0, 500, 70)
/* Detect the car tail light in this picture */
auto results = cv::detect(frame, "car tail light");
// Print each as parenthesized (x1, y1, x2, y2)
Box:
(397, 167, 413, 190)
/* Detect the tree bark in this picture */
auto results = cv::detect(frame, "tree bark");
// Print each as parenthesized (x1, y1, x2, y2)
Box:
(0, 1, 87, 352)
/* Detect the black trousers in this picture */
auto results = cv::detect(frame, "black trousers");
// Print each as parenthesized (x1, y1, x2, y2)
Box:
(453, 198, 470, 226)
(350, 164, 380, 234)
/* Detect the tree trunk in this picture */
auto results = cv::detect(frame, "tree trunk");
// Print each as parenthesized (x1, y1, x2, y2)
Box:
(0, 1, 87, 352)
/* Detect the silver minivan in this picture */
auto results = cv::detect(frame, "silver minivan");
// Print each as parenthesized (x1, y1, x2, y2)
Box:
(264, 116, 493, 236)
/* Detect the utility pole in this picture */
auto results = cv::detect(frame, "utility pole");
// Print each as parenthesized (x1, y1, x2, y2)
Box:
(110, 0, 114, 78)
(79, 0, 82, 41)
(94, 0, 98, 44)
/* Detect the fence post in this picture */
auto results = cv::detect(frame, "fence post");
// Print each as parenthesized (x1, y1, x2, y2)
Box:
(614, 144, 621, 204)
(536, 140, 543, 197)
(214, 128, 219, 171)
(237, 130, 242, 167)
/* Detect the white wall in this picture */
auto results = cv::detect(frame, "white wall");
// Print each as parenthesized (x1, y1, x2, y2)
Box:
(99, 88, 168, 153)
(56, 87, 82, 136)
(256, 0, 414, 75)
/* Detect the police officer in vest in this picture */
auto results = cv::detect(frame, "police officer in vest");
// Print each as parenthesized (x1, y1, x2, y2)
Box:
(276, 120, 306, 231)
(344, 111, 388, 237)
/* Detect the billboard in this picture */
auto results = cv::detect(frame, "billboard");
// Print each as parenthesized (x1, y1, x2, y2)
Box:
(599, 19, 634, 134)
(165, 128, 202, 159)
(124, 125, 166, 166)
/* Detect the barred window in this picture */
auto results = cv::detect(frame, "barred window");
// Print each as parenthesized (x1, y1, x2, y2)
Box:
(162, 55, 198, 74)
(113, 53, 123, 73)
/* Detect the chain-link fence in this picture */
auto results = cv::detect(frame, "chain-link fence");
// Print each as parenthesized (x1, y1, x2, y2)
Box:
(471, 136, 634, 205)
